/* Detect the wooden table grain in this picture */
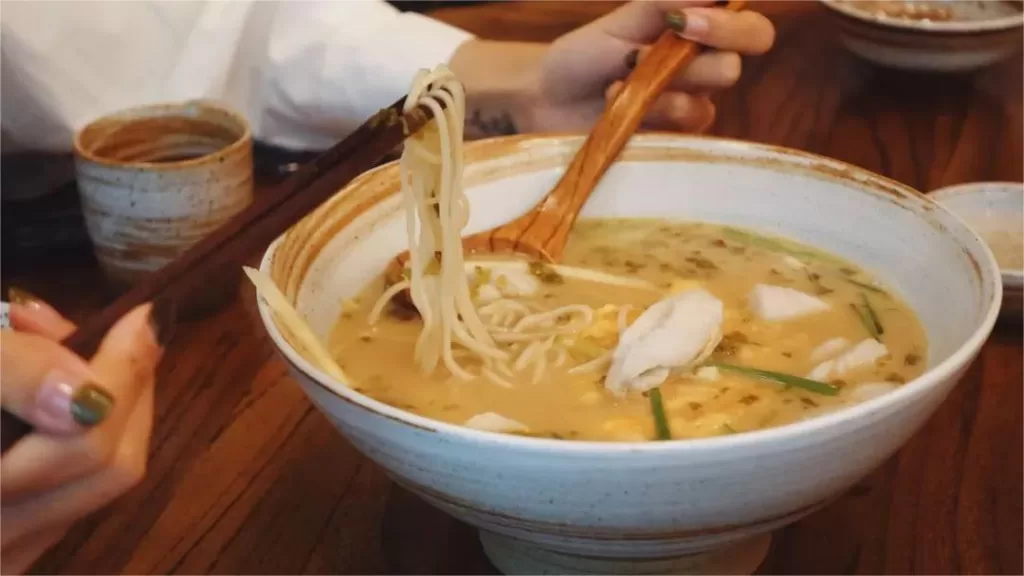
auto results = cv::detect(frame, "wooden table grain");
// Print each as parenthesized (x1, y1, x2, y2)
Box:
(12, 2, 1021, 574)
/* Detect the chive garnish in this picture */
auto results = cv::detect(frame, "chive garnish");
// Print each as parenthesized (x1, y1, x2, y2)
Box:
(861, 293, 884, 336)
(528, 261, 564, 284)
(721, 423, 738, 434)
(722, 228, 837, 263)
(851, 300, 881, 340)
(844, 277, 887, 295)
(708, 362, 839, 396)
(649, 388, 672, 440)
(805, 270, 833, 295)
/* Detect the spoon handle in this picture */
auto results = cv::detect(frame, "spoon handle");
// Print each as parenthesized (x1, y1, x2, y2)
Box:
(479, 0, 746, 261)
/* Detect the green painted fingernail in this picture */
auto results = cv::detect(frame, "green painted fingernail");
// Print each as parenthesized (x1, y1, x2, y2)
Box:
(70, 384, 115, 427)
(666, 10, 687, 32)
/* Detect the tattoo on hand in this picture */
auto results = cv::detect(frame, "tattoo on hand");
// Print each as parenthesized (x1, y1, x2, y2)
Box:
(624, 48, 639, 71)
(468, 109, 518, 136)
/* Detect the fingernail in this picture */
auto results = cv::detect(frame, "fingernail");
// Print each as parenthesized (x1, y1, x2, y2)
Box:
(667, 10, 711, 39)
(9, 286, 68, 330)
(36, 371, 115, 431)
(9, 286, 45, 310)
(624, 48, 639, 71)
(149, 297, 177, 348)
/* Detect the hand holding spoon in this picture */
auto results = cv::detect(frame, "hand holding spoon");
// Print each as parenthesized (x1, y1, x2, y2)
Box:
(386, 0, 746, 283)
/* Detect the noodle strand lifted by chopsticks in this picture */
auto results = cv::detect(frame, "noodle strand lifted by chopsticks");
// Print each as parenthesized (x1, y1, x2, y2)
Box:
(394, 66, 506, 378)
(368, 65, 641, 387)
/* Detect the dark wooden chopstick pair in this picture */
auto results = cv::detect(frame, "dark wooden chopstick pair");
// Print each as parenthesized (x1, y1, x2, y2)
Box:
(0, 96, 441, 454)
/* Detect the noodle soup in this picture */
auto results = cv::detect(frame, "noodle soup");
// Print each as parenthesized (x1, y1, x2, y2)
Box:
(330, 219, 928, 441)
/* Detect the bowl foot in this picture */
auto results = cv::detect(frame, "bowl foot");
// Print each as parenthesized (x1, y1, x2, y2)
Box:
(479, 531, 771, 575)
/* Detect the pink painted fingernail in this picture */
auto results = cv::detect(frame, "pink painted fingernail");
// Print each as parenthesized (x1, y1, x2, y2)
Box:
(34, 371, 115, 433)
(667, 10, 711, 40)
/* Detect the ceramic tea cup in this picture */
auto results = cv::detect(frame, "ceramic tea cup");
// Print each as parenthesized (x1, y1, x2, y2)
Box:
(73, 100, 253, 306)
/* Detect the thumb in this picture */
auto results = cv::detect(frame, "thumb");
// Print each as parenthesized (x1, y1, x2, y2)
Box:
(0, 330, 112, 435)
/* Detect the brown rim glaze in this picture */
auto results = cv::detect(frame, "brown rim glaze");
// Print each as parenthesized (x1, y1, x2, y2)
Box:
(268, 132, 935, 303)
(73, 100, 252, 169)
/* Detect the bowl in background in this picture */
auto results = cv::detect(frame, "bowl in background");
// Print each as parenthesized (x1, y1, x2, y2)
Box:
(931, 181, 1023, 320)
(256, 134, 1001, 574)
(820, 0, 1024, 72)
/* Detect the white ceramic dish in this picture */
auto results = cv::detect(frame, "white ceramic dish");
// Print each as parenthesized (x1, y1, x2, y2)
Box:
(820, 0, 1024, 72)
(932, 181, 1023, 319)
(256, 134, 1001, 575)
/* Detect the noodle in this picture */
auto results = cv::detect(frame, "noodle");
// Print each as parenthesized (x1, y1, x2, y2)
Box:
(386, 66, 507, 378)
(367, 65, 633, 386)
(368, 280, 411, 325)
(568, 352, 612, 375)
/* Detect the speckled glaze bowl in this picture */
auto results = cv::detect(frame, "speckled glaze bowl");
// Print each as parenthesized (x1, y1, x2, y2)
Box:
(931, 181, 1023, 320)
(256, 134, 1001, 575)
(821, 0, 1024, 72)
(74, 101, 253, 291)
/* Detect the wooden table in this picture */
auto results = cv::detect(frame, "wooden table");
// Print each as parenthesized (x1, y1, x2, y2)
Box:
(12, 2, 1021, 574)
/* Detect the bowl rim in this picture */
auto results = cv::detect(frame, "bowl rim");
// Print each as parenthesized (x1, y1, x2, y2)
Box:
(930, 180, 1024, 285)
(819, 0, 1024, 33)
(73, 99, 253, 170)
(257, 133, 1003, 455)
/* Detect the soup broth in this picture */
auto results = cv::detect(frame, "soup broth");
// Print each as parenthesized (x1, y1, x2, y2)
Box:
(330, 219, 928, 441)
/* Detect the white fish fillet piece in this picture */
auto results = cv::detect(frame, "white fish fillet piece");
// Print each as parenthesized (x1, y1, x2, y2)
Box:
(604, 289, 724, 396)
(695, 366, 720, 381)
(810, 337, 851, 363)
(747, 283, 830, 321)
(807, 338, 889, 381)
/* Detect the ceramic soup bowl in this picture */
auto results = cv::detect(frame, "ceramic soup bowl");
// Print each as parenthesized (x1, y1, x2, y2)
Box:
(256, 134, 1001, 575)
(931, 181, 1023, 320)
(820, 0, 1023, 72)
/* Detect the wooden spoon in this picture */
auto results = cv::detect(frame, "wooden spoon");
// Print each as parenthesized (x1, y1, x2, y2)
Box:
(386, 0, 746, 283)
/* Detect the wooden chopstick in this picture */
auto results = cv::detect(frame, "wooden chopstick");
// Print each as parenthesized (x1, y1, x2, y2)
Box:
(0, 96, 440, 454)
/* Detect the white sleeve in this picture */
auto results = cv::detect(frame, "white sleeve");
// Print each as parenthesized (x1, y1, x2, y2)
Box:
(0, 1, 474, 153)
(255, 2, 475, 150)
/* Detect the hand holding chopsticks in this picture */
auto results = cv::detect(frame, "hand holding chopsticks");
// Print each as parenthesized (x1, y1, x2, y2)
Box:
(0, 96, 443, 454)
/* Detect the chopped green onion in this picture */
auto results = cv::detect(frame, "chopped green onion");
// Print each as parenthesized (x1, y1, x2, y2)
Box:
(528, 261, 564, 285)
(721, 423, 738, 434)
(850, 302, 881, 340)
(861, 293, 884, 336)
(805, 270, 833, 296)
(649, 388, 672, 440)
(708, 361, 839, 396)
(844, 277, 887, 295)
(722, 228, 837, 262)
(472, 266, 491, 287)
